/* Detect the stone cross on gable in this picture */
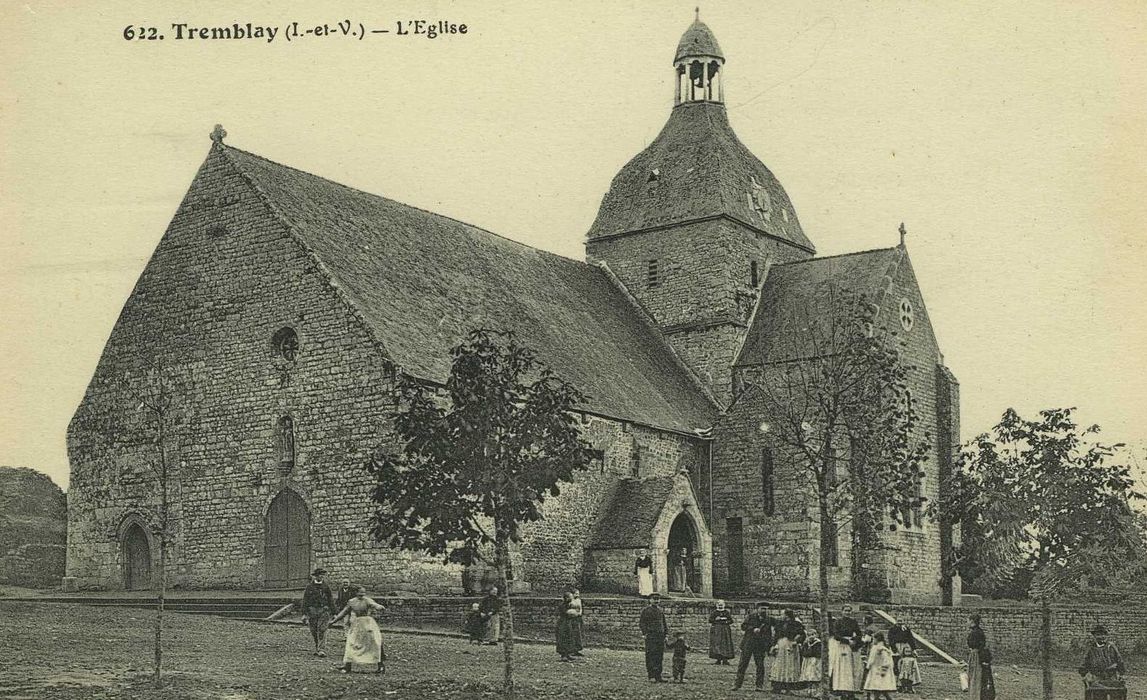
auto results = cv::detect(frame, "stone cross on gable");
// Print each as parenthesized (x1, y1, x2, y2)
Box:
(210, 124, 227, 144)
(899, 222, 907, 246)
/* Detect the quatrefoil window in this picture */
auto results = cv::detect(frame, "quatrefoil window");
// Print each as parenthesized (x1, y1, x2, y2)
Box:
(899, 299, 915, 331)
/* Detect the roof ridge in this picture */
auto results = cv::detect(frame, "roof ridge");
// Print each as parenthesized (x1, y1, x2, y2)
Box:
(774, 246, 898, 267)
(223, 144, 592, 271)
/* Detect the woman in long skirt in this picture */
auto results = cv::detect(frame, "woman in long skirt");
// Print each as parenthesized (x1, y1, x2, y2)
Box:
(768, 608, 804, 691)
(799, 625, 824, 692)
(331, 587, 385, 674)
(556, 593, 579, 662)
(633, 549, 654, 597)
(670, 547, 689, 592)
(863, 633, 897, 699)
(829, 605, 862, 697)
(708, 600, 735, 664)
(966, 614, 988, 700)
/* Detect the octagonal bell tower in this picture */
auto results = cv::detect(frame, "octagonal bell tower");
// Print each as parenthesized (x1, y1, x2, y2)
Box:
(586, 14, 815, 406)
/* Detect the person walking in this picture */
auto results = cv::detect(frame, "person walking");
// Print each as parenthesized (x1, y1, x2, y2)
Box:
(639, 592, 669, 682)
(331, 586, 386, 674)
(708, 599, 736, 665)
(301, 568, 336, 657)
(478, 585, 503, 645)
(734, 601, 774, 691)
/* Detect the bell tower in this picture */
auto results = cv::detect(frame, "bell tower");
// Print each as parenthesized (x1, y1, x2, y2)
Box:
(675, 9, 725, 106)
(586, 15, 815, 406)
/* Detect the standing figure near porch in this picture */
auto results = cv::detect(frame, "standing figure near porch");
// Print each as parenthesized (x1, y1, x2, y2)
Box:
(332, 586, 386, 674)
(768, 608, 804, 691)
(733, 601, 775, 691)
(479, 586, 503, 645)
(639, 592, 669, 682)
(829, 604, 862, 697)
(634, 549, 654, 597)
(708, 600, 735, 664)
(670, 546, 689, 592)
(556, 592, 579, 662)
(301, 568, 336, 657)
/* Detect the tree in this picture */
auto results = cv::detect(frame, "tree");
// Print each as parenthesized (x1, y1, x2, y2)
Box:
(366, 329, 597, 700)
(121, 361, 185, 688)
(938, 407, 1144, 700)
(745, 287, 928, 700)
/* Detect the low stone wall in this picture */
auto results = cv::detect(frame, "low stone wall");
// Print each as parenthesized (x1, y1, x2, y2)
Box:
(885, 604, 1147, 660)
(372, 595, 1147, 663)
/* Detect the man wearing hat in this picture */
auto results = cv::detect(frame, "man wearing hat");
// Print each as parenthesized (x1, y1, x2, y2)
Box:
(733, 601, 775, 691)
(301, 568, 336, 656)
(1079, 624, 1126, 699)
(639, 592, 670, 682)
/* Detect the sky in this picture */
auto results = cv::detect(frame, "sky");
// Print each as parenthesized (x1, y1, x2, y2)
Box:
(1, 1, 1145, 491)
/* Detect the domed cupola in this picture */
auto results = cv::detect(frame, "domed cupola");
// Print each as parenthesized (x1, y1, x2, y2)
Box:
(675, 11, 725, 105)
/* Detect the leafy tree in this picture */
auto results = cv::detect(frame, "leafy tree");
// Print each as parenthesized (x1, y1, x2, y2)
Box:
(938, 407, 1144, 700)
(745, 287, 928, 700)
(366, 329, 596, 700)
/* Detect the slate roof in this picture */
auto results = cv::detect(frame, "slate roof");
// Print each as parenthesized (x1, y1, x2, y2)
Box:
(220, 145, 716, 434)
(675, 19, 723, 62)
(588, 476, 676, 549)
(586, 102, 814, 252)
(735, 247, 904, 367)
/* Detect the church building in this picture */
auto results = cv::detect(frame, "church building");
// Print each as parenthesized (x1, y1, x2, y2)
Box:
(66, 17, 959, 604)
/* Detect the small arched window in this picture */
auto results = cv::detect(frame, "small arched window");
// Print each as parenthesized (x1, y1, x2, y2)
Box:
(761, 447, 775, 516)
(750, 261, 759, 288)
(276, 415, 296, 468)
(272, 327, 299, 363)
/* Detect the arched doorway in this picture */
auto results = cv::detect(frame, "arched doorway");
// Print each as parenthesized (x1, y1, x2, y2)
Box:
(123, 523, 152, 590)
(668, 512, 700, 593)
(264, 489, 311, 588)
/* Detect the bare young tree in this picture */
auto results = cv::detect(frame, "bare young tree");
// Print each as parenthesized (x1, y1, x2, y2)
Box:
(122, 361, 185, 687)
(742, 286, 928, 700)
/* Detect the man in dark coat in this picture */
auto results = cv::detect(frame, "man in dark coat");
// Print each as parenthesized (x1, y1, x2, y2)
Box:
(335, 578, 356, 616)
(639, 593, 669, 682)
(301, 568, 336, 656)
(734, 601, 775, 690)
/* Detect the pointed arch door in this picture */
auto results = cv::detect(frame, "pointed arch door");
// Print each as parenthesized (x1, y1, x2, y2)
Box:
(123, 523, 152, 590)
(264, 490, 311, 588)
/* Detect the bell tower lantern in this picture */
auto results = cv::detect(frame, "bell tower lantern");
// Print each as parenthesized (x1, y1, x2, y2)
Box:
(675, 10, 724, 105)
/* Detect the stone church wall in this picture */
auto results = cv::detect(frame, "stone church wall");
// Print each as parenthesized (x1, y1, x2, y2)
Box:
(517, 417, 705, 592)
(586, 217, 811, 405)
(65, 149, 455, 592)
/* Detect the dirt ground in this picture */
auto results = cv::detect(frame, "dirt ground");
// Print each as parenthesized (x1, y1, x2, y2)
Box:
(0, 601, 1138, 699)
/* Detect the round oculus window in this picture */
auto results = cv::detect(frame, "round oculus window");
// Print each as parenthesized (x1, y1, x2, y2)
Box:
(272, 327, 299, 362)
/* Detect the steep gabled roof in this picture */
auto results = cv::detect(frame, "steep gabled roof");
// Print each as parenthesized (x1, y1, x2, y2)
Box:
(588, 476, 676, 549)
(735, 247, 904, 367)
(586, 102, 813, 252)
(220, 145, 716, 434)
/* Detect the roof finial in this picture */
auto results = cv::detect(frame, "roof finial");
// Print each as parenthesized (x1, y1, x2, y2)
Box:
(695, 6, 700, 21)
(898, 222, 907, 247)
(210, 124, 227, 145)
